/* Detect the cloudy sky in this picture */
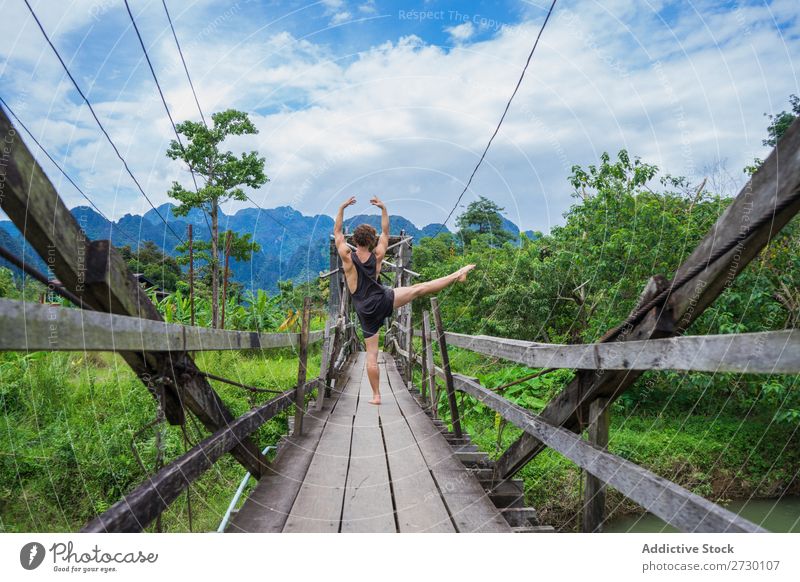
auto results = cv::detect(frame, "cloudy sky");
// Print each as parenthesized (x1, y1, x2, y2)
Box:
(1, 0, 798, 232)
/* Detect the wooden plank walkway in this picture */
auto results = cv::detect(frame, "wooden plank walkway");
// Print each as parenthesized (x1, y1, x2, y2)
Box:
(228, 351, 510, 533)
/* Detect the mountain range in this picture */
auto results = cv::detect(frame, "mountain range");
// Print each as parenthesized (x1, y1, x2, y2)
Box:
(0, 203, 535, 292)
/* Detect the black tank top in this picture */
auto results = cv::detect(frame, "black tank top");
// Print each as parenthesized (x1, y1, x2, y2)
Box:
(350, 251, 382, 299)
(350, 251, 393, 331)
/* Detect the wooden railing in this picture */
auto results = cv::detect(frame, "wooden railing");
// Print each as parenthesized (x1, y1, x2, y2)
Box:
(385, 117, 800, 533)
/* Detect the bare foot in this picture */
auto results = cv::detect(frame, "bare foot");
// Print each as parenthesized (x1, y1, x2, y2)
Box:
(456, 264, 476, 282)
(368, 396, 381, 405)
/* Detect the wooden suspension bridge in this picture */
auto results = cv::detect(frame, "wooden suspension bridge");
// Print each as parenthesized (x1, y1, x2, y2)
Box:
(1, 107, 799, 533)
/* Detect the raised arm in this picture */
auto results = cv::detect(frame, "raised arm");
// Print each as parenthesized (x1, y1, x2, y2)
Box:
(334, 196, 356, 261)
(371, 196, 390, 260)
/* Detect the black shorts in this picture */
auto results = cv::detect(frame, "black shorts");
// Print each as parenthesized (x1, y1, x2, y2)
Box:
(354, 286, 396, 338)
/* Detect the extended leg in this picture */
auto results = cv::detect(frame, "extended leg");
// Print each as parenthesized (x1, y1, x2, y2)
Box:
(392, 264, 475, 309)
(364, 333, 381, 405)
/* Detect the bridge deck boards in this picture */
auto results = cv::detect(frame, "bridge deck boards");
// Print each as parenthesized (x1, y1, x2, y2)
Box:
(227, 355, 356, 533)
(229, 351, 510, 533)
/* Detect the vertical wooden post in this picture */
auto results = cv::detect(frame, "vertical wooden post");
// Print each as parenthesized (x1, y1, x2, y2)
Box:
(582, 397, 610, 532)
(294, 296, 312, 436)
(419, 315, 428, 400)
(403, 238, 414, 386)
(315, 316, 332, 411)
(220, 230, 232, 329)
(430, 296, 462, 438)
(328, 236, 340, 317)
(188, 224, 195, 326)
(423, 310, 438, 416)
(396, 234, 406, 375)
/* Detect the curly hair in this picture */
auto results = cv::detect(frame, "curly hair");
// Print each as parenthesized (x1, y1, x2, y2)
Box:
(352, 223, 378, 250)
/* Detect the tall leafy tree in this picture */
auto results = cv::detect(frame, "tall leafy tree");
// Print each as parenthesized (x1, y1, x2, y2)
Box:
(166, 109, 268, 327)
(456, 196, 513, 246)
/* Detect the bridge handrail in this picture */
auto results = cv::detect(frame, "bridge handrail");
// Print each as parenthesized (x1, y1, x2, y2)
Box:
(0, 298, 325, 352)
(412, 327, 800, 374)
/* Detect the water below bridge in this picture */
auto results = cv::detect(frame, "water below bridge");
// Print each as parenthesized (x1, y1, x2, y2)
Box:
(605, 496, 800, 533)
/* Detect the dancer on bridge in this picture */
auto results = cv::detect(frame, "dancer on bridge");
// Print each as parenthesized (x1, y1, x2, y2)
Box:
(334, 196, 475, 405)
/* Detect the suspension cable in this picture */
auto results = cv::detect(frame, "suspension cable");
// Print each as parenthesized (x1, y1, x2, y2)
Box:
(23, 0, 185, 244)
(434, 0, 558, 236)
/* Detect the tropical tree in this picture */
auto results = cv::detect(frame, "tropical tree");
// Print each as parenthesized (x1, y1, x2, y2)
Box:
(166, 109, 268, 327)
(456, 196, 513, 246)
(118, 241, 181, 291)
(175, 230, 260, 304)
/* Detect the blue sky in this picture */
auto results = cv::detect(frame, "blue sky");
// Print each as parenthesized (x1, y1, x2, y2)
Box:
(1, 0, 798, 233)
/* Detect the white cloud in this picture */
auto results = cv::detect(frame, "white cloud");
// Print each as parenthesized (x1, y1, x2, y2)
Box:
(358, 1, 377, 15)
(2, 0, 798, 235)
(330, 11, 353, 25)
(444, 22, 475, 43)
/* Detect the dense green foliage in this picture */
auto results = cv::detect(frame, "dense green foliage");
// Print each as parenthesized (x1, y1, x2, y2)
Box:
(416, 149, 799, 420)
(119, 241, 182, 292)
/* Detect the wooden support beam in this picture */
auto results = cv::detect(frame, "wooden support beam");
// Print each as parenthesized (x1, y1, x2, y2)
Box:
(430, 297, 462, 438)
(423, 311, 439, 418)
(0, 108, 269, 477)
(294, 296, 311, 436)
(391, 338, 409, 358)
(403, 240, 414, 386)
(315, 317, 333, 411)
(442, 329, 800, 374)
(582, 398, 609, 533)
(419, 311, 429, 400)
(0, 298, 324, 351)
(494, 117, 800, 482)
(328, 237, 341, 316)
(452, 374, 765, 533)
(81, 389, 298, 532)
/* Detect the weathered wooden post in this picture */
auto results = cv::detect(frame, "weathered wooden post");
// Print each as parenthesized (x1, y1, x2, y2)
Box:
(422, 310, 438, 417)
(419, 316, 428, 400)
(582, 397, 610, 532)
(328, 235, 340, 317)
(188, 224, 195, 326)
(430, 296, 462, 438)
(398, 235, 414, 385)
(396, 232, 407, 378)
(294, 296, 312, 436)
(315, 316, 333, 411)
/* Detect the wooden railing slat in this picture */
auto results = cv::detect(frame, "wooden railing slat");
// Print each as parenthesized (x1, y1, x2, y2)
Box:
(0, 298, 324, 352)
(443, 329, 800, 374)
